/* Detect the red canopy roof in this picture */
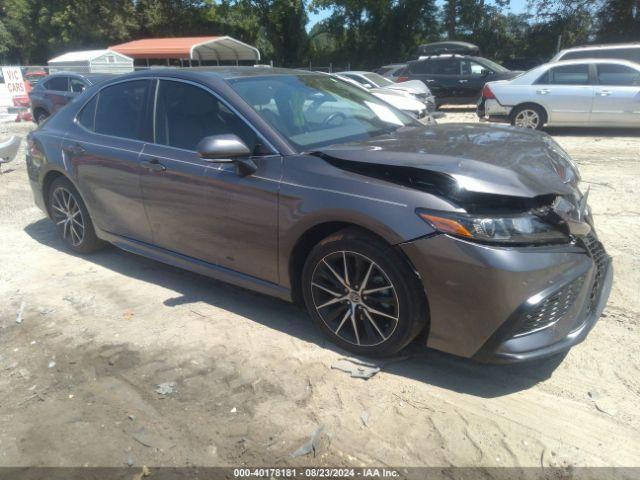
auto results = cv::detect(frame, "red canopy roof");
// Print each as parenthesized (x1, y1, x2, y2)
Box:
(109, 36, 260, 61)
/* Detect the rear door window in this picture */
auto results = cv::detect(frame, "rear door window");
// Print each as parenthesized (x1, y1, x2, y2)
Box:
(596, 64, 640, 86)
(538, 64, 590, 85)
(410, 60, 432, 74)
(44, 76, 68, 91)
(93, 80, 151, 141)
(431, 58, 461, 75)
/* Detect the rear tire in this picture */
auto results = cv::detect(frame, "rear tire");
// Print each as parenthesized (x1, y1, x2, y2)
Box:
(511, 104, 546, 130)
(47, 177, 104, 254)
(301, 228, 428, 357)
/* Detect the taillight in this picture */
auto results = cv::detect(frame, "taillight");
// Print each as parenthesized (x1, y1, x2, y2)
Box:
(27, 136, 43, 158)
(482, 84, 496, 100)
(396, 76, 409, 83)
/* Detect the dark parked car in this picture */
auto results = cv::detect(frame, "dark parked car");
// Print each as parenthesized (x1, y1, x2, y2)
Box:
(26, 68, 612, 363)
(402, 55, 522, 106)
(29, 72, 113, 124)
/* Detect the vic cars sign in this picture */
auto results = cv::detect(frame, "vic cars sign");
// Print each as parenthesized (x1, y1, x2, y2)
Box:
(1, 67, 27, 97)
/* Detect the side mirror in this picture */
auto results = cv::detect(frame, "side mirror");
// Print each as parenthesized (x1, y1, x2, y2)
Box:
(481, 69, 492, 77)
(196, 134, 257, 176)
(197, 134, 251, 161)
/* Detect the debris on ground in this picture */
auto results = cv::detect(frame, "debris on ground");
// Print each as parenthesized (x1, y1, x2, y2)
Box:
(47, 361, 56, 369)
(132, 427, 172, 450)
(134, 466, 151, 479)
(123, 310, 134, 321)
(230, 407, 237, 413)
(588, 390, 618, 416)
(331, 357, 380, 379)
(15, 301, 26, 324)
(290, 425, 325, 458)
(154, 382, 177, 396)
(126, 451, 134, 467)
(360, 410, 370, 427)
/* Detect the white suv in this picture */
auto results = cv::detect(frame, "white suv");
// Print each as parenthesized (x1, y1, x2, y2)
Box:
(551, 43, 640, 64)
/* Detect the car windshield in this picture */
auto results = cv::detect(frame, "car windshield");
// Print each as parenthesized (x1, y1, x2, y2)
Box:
(478, 58, 509, 73)
(229, 74, 417, 151)
(363, 72, 394, 87)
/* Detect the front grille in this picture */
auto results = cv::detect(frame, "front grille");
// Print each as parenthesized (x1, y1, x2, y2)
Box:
(513, 275, 586, 337)
(581, 232, 608, 313)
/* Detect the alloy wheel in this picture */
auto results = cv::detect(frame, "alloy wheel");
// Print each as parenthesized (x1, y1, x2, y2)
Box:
(310, 251, 399, 346)
(514, 109, 540, 129)
(51, 187, 85, 246)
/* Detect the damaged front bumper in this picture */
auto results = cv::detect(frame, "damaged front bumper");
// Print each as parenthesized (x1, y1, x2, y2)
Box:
(400, 232, 612, 363)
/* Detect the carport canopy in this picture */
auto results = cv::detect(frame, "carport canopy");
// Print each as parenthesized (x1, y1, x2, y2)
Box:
(109, 36, 260, 63)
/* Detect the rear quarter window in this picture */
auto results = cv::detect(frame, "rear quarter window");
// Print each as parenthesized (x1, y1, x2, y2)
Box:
(77, 95, 98, 131)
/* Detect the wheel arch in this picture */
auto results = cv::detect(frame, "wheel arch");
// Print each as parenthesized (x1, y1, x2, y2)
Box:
(42, 169, 89, 220)
(287, 219, 423, 308)
(288, 221, 403, 306)
(510, 102, 549, 124)
(42, 170, 67, 218)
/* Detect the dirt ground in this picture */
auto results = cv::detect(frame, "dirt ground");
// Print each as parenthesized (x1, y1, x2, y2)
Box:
(1, 112, 639, 470)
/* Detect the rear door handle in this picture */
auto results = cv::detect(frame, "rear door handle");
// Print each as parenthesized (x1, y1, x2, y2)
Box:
(597, 90, 612, 96)
(141, 158, 166, 172)
(459, 79, 468, 83)
(536, 88, 550, 95)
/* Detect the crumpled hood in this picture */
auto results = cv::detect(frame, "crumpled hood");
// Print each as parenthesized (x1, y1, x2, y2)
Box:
(314, 123, 580, 199)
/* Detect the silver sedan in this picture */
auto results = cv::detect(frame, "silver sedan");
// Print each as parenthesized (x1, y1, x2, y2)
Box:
(477, 59, 640, 129)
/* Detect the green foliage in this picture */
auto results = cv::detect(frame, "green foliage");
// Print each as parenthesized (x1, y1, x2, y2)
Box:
(0, 0, 638, 67)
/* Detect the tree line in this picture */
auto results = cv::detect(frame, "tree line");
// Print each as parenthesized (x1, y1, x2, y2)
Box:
(1, 0, 639, 68)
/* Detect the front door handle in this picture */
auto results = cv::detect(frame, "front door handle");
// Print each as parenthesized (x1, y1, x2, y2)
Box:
(141, 158, 166, 172)
(536, 88, 550, 95)
(597, 90, 612, 96)
(459, 79, 468, 83)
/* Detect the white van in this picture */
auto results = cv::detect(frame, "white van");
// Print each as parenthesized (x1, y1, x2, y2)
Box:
(551, 43, 640, 63)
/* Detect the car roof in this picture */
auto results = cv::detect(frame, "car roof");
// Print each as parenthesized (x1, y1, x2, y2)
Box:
(559, 43, 640, 53)
(342, 71, 377, 75)
(548, 58, 640, 68)
(410, 54, 484, 63)
(115, 66, 319, 83)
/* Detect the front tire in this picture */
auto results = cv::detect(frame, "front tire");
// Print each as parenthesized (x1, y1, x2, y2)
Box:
(302, 228, 427, 357)
(47, 177, 104, 254)
(511, 104, 546, 130)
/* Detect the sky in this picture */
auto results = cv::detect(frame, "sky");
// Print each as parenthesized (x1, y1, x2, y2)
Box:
(307, 0, 529, 29)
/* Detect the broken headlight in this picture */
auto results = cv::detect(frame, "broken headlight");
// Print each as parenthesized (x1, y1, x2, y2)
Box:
(417, 210, 569, 245)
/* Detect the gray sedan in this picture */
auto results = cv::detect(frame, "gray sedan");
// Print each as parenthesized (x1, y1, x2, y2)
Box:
(478, 59, 640, 129)
(26, 67, 611, 362)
